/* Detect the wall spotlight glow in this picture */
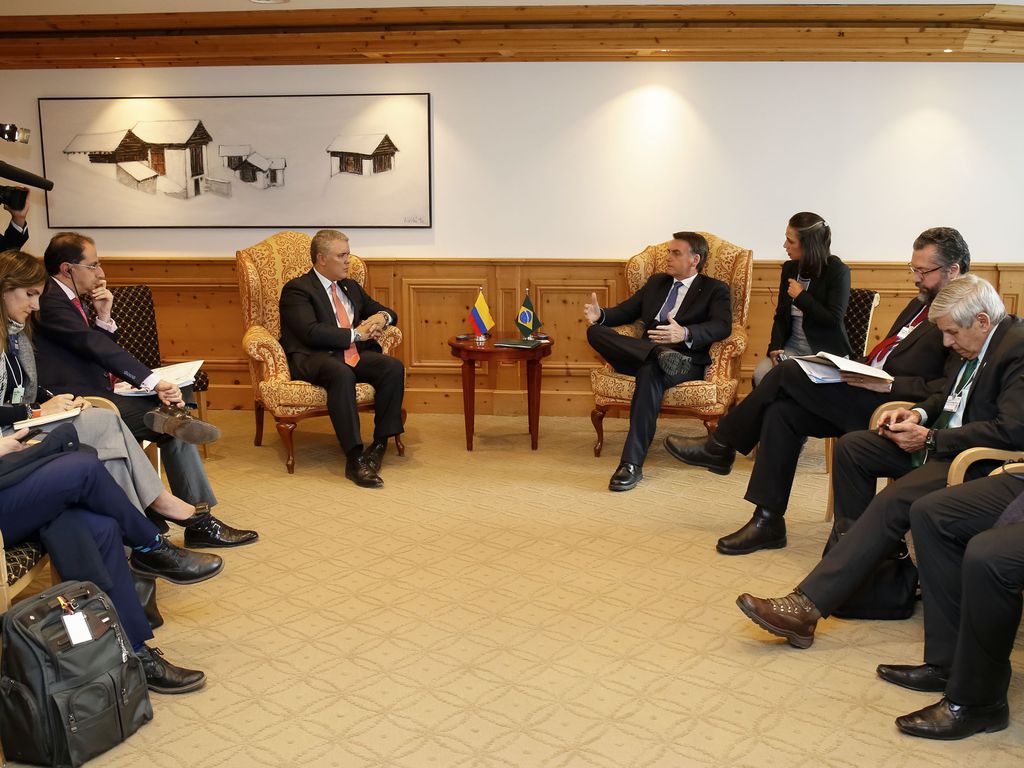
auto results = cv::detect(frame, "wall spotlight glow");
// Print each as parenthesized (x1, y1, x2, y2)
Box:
(943, 48, 954, 53)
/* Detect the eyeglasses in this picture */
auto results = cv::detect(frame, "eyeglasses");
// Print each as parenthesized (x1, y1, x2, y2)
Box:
(908, 264, 943, 277)
(69, 262, 102, 271)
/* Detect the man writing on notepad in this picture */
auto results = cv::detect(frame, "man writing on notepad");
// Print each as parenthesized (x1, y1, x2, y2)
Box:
(664, 227, 968, 554)
(30, 232, 257, 547)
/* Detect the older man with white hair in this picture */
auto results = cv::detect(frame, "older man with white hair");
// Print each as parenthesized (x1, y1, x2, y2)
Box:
(734, 274, 1024, 650)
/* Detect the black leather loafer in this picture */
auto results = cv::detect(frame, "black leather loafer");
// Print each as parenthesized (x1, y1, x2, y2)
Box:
(877, 663, 949, 692)
(346, 456, 383, 488)
(664, 433, 736, 475)
(896, 697, 1008, 740)
(138, 646, 206, 695)
(717, 507, 787, 555)
(181, 504, 259, 548)
(609, 462, 642, 491)
(363, 440, 388, 474)
(130, 536, 224, 585)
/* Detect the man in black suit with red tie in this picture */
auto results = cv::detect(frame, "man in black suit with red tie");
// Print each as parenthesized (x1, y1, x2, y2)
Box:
(279, 230, 405, 488)
(665, 227, 969, 555)
(584, 231, 732, 492)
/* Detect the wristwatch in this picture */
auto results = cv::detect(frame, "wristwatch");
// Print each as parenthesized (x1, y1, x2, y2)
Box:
(924, 429, 937, 452)
(352, 329, 362, 344)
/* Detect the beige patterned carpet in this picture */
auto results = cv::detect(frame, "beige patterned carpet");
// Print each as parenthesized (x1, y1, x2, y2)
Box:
(13, 411, 1024, 767)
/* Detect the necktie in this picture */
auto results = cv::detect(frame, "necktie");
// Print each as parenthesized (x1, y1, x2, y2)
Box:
(658, 281, 684, 323)
(912, 357, 979, 466)
(330, 283, 360, 367)
(866, 305, 928, 364)
(71, 297, 89, 325)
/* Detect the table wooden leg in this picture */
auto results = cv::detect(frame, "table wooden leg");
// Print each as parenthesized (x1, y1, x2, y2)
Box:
(461, 359, 476, 450)
(526, 358, 542, 450)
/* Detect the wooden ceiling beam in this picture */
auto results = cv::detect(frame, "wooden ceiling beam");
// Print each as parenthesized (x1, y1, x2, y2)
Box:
(1, 5, 1022, 67)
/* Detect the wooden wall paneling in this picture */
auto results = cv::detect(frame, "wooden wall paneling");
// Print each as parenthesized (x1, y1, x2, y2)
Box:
(95, 256, 1015, 415)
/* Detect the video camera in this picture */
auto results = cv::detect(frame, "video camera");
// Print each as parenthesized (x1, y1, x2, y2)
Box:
(1, 123, 54, 208)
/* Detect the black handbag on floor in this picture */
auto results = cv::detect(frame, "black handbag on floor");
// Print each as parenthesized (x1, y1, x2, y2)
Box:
(0, 580, 152, 767)
(822, 523, 919, 620)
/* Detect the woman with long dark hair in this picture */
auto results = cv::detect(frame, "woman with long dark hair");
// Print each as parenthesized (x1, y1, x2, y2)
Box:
(752, 212, 852, 385)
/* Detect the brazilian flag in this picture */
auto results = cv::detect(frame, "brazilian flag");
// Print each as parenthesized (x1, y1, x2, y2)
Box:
(515, 293, 542, 338)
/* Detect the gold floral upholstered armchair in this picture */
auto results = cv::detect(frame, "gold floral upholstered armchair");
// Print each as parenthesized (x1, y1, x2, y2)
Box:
(236, 231, 405, 473)
(590, 233, 753, 456)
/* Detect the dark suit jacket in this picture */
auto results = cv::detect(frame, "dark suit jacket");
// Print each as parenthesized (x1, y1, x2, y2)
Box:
(279, 270, 397, 370)
(874, 297, 953, 402)
(32, 279, 152, 396)
(769, 256, 852, 357)
(600, 272, 731, 368)
(0, 222, 28, 252)
(916, 316, 1024, 458)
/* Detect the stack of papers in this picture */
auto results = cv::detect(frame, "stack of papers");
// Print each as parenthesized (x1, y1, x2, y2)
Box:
(794, 352, 894, 385)
(114, 360, 203, 396)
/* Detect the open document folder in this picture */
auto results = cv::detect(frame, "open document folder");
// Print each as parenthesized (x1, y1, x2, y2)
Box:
(793, 351, 894, 385)
(113, 360, 204, 396)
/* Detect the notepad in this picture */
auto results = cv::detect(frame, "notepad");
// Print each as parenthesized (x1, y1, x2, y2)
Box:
(13, 407, 82, 430)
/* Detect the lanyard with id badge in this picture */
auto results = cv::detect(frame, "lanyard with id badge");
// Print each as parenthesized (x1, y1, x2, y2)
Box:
(5, 336, 26, 405)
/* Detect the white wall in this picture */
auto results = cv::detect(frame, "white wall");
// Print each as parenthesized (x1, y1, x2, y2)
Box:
(1, 61, 1022, 262)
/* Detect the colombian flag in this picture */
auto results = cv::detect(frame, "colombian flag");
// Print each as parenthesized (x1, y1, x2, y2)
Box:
(468, 292, 495, 335)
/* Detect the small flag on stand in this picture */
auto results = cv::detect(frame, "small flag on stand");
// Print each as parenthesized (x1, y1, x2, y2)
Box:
(515, 289, 543, 338)
(468, 288, 495, 336)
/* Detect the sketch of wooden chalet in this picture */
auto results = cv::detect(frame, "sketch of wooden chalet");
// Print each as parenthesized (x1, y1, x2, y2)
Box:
(218, 144, 251, 171)
(63, 119, 215, 200)
(326, 133, 398, 176)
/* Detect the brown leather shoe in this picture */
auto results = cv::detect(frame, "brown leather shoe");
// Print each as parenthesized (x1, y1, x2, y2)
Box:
(143, 405, 221, 445)
(736, 591, 820, 649)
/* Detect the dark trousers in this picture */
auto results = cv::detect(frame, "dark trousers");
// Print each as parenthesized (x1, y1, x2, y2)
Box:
(108, 384, 218, 508)
(289, 350, 405, 456)
(0, 452, 160, 648)
(587, 324, 703, 465)
(714, 359, 890, 513)
(798, 429, 996, 615)
(909, 476, 1024, 705)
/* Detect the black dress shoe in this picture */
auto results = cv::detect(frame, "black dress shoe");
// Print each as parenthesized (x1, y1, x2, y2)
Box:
(137, 646, 206, 695)
(717, 507, 787, 555)
(664, 432, 736, 475)
(896, 696, 1008, 740)
(346, 456, 383, 488)
(655, 348, 693, 386)
(363, 440, 388, 474)
(130, 536, 224, 585)
(877, 663, 949, 692)
(132, 572, 163, 630)
(609, 462, 642, 491)
(180, 503, 259, 548)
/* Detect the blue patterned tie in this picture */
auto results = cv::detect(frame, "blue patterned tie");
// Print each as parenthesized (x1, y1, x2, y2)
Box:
(658, 281, 683, 323)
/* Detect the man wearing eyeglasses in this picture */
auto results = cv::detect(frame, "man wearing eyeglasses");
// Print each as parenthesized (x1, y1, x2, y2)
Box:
(664, 228, 968, 555)
(31, 232, 257, 548)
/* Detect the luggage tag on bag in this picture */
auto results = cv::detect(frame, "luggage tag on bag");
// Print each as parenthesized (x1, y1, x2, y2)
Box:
(57, 596, 93, 646)
(61, 612, 94, 646)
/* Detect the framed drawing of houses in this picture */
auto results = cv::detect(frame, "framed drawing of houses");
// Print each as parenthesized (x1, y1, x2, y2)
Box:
(37, 93, 432, 228)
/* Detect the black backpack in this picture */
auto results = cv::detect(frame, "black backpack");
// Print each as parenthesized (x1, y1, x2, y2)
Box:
(0, 580, 152, 767)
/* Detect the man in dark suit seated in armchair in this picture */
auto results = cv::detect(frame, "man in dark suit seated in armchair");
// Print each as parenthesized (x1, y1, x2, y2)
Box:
(279, 229, 405, 489)
(735, 275, 1024, 652)
(583, 231, 731, 492)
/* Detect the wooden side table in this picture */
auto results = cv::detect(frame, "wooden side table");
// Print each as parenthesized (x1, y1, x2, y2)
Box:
(448, 334, 554, 450)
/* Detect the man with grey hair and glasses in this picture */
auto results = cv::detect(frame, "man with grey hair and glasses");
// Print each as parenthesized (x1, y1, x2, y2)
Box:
(735, 274, 1024, 650)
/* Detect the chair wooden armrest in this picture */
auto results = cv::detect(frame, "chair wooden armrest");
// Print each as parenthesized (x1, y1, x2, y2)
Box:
(947, 448, 1024, 486)
(84, 396, 120, 413)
